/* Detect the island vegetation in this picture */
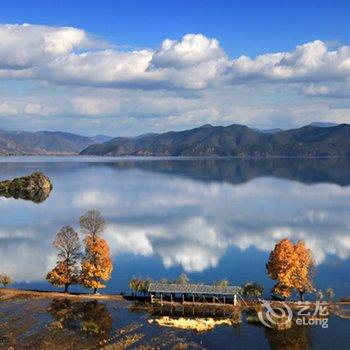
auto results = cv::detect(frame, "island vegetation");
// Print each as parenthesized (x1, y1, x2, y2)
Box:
(0, 172, 52, 203)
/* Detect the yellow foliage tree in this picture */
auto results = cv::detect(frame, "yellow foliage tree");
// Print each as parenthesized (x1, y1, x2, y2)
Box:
(0, 273, 12, 287)
(267, 238, 315, 301)
(79, 210, 113, 293)
(47, 261, 76, 292)
(46, 226, 81, 292)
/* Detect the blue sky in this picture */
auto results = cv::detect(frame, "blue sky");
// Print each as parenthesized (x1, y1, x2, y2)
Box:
(2, 0, 350, 56)
(0, 0, 349, 135)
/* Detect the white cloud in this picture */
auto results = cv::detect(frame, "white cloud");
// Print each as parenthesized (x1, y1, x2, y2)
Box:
(105, 225, 154, 256)
(0, 98, 58, 116)
(2, 24, 350, 90)
(0, 24, 92, 70)
(73, 190, 119, 207)
(0, 23, 350, 133)
(150, 34, 226, 68)
(229, 40, 350, 83)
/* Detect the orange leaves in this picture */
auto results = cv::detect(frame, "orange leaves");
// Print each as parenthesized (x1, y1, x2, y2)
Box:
(79, 211, 113, 292)
(0, 273, 12, 287)
(46, 260, 78, 288)
(293, 241, 315, 294)
(267, 238, 315, 300)
(272, 283, 292, 299)
(80, 236, 113, 290)
(46, 210, 113, 294)
(46, 226, 81, 292)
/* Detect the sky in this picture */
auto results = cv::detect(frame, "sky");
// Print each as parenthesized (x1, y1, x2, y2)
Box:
(0, 0, 350, 136)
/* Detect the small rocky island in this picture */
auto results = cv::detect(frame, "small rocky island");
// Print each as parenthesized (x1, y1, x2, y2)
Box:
(0, 172, 53, 203)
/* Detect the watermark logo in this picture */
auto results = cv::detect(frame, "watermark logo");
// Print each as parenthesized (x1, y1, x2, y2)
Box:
(257, 300, 329, 329)
(258, 300, 293, 328)
(295, 301, 329, 328)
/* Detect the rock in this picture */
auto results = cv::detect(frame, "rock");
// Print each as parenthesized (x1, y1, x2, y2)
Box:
(0, 172, 53, 203)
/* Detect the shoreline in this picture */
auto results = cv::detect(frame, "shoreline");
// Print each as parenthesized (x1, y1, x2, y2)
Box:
(1, 154, 349, 159)
(2, 287, 350, 306)
(0, 287, 124, 301)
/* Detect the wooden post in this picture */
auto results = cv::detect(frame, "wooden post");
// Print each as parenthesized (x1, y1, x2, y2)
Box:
(192, 294, 194, 303)
(161, 293, 163, 305)
(233, 294, 237, 306)
(182, 293, 185, 303)
(224, 296, 226, 305)
(171, 293, 173, 303)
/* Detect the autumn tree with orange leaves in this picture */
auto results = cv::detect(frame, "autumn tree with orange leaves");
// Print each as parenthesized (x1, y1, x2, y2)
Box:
(46, 226, 81, 292)
(267, 238, 315, 301)
(79, 210, 113, 294)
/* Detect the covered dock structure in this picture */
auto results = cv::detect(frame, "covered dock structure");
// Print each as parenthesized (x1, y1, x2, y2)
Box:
(148, 283, 242, 306)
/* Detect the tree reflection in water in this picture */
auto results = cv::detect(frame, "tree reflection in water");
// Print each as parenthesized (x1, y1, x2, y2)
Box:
(47, 299, 112, 335)
(265, 324, 314, 350)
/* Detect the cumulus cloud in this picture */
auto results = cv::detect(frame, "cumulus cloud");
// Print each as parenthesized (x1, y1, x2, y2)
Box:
(150, 34, 226, 68)
(0, 24, 93, 70)
(2, 24, 350, 91)
(0, 23, 350, 133)
(229, 40, 350, 84)
(0, 98, 58, 116)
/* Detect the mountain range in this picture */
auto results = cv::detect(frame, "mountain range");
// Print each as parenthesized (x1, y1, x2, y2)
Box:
(0, 123, 349, 157)
(0, 130, 112, 155)
(81, 123, 350, 157)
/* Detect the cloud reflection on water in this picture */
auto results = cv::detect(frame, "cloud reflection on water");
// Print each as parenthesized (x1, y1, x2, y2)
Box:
(0, 158, 349, 284)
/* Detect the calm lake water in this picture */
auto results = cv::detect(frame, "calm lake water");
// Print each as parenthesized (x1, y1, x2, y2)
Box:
(1, 156, 350, 296)
(1, 157, 350, 349)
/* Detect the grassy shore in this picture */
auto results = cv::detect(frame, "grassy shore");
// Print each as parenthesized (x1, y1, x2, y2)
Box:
(0, 287, 124, 301)
(1, 287, 349, 308)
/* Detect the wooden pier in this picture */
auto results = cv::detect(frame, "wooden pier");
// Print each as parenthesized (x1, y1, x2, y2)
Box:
(148, 283, 241, 306)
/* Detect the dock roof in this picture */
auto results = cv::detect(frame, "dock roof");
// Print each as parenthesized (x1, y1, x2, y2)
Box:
(148, 283, 241, 295)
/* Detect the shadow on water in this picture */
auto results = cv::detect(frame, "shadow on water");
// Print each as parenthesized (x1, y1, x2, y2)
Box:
(0, 187, 51, 203)
(105, 157, 350, 186)
(1, 157, 349, 187)
(129, 301, 238, 319)
(265, 324, 314, 350)
(47, 299, 112, 335)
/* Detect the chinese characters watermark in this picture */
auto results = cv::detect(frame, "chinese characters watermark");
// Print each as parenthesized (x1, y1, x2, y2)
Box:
(257, 300, 329, 329)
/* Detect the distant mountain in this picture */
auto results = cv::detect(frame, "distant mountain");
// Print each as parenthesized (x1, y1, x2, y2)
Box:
(132, 132, 159, 140)
(1, 123, 349, 157)
(309, 122, 339, 128)
(0, 130, 106, 155)
(90, 134, 114, 143)
(252, 128, 284, 134)
(80, 123, 350, 157)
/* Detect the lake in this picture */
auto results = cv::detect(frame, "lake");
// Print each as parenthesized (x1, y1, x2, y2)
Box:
(1, 156, 350, 349)
(1, 156, 350, 296)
